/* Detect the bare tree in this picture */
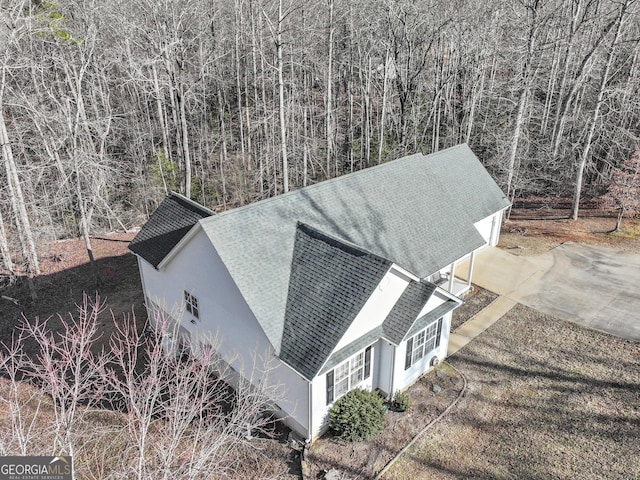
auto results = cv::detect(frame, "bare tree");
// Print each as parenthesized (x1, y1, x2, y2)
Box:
(0, 294, 286, 479)
(19, 295, 110, 468)
(0, 3, 40, 278)
(571, 0, 630, 220)
(601, 147, 640, 232)
(105, 307, 283, 479)
(0, 336, 46, 456)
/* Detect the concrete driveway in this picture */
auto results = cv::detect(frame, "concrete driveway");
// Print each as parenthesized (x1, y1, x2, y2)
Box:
(456, 243, 640, 342)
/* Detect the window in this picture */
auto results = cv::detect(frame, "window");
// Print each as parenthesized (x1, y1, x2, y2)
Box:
(404, 318, 443, 370)
(184, 291, 199, 319)
(326, 346, 372, 404)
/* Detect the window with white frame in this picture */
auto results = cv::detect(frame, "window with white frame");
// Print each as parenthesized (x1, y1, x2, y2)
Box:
(404, 318, 443, 370)
(184, 291, 199, 319)
(326, 346, 372, 404)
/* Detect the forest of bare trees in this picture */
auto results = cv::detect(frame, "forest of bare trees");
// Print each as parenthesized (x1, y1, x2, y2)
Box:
(1, 0, 639, 275)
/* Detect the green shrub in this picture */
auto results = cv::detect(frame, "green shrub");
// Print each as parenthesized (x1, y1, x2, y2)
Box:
(392, 390, 411, 412)
(328, 388, 385, 442)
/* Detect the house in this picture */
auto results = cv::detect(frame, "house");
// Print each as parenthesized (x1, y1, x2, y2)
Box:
(128, 143, 510, 441)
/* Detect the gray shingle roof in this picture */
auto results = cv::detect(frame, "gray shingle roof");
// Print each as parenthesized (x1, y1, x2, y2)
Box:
(405, 300, 460, 339)
(279, 224, 391, 380)
(200, 144, 509, 355)
(129, 192, 214, 268)
(382, 281, 437, 345)
(320, 289, 461, 374)
(320, 326, 383, 376)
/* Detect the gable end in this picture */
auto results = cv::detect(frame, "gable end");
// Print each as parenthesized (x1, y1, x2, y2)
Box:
(129, 192, 214, 268)
(279, 223, 391, 380)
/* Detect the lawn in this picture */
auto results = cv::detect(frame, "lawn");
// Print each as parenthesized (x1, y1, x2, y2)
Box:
(383, 304, 640, 479)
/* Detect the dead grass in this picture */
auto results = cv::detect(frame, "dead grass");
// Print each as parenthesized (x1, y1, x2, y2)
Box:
(383, 305, 640, 479)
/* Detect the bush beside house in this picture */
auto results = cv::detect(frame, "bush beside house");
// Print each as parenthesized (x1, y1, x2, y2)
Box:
(328, 389, 386, 441)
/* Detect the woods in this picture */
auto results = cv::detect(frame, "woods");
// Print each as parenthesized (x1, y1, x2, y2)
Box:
(1, 0, 640, 275)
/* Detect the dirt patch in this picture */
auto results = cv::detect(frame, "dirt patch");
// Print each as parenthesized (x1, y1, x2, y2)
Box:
(1, 232, 145, 355)
(500, 208, 640, 255)
(450, 286, 498, 332)
(306, 364, 464, 479)
(383, 305, 640, 479)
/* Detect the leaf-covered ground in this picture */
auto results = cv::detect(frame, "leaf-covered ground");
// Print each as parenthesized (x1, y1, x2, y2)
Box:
(501, 207, 640, 256)
(451, 286, 497, 332)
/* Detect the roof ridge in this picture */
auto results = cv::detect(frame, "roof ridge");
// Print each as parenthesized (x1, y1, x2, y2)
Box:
(296, 222, 394, 266)
(204, 145, 468, 221)
(168, 191, 217, 217)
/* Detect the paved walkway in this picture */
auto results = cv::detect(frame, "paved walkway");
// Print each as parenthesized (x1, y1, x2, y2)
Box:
(448, 296, 516, 356)
(448, 243, 640, 356)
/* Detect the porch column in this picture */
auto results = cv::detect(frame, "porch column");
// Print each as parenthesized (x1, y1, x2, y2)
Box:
(467, 251, 476, 287)
(448, 262, 455, 292)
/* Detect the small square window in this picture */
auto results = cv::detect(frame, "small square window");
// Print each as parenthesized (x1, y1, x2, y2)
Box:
(184, 291, 199, 319)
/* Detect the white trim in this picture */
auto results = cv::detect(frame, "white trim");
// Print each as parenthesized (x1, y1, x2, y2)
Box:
(390, 264, 420, 282)
(433, 285, 464, 304)
(307, 381, 313, 442)
(157, 222, 204, 270)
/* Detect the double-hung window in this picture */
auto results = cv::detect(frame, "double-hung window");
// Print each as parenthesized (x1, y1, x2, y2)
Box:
(326, 346, 372, 404)
(404, 318, 443, 370)
(184, 291, 199, 319)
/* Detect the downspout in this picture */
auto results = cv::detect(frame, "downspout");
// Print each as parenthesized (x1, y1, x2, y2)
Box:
(468, 251, 475, 288)
(388, 344, 395, 399)
(136, 256, 150, 315)
(307, 380, 313, 442)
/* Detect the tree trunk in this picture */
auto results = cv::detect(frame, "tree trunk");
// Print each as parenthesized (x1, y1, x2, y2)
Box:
(378, 50, 390, 164)
(326, 0, 334, 178)
(571, 3, 624, 220)
(0, 209, 14, 274)
(235, 0, 246, 157)
(506, 87, 528, 199)
(505, 3, 539, 199)
(217, 86, 229, 208)
(276, 0, 288, 193)
(177, 87, 192, 198)
(0, 107, 40, 277)
(152, 64, 171, 167)
(614, 208, 623, 232)
(75, 174, 99, 285)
